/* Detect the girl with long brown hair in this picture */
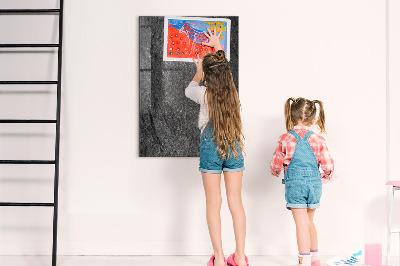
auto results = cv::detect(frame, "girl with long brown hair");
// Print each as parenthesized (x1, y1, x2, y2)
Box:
(270, 98, 335, 266)
(185, 28, 248, 266)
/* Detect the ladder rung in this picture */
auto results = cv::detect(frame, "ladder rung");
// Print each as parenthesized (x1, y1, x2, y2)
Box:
(0, 81, 58, 84)
(0, 9, 60, 14)
(0, 202, 54, 207)
(0, 160, 55, 164)
(0, 44, 59, 48)
(0, 119, 56, 123)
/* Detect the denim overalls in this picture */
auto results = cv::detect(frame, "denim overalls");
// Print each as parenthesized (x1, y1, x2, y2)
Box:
(283, 130, 322, 210)
(198, 124, 245, 174)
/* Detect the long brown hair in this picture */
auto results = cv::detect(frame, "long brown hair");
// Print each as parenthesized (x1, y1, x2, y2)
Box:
(284, 97, 326, 133)
(202, 50, 244, 158)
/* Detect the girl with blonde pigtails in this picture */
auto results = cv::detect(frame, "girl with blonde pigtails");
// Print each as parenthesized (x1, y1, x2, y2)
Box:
(270, 98, 335, 266)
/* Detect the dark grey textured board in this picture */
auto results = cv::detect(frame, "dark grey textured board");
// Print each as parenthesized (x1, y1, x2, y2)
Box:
(139, 16, 239, 157)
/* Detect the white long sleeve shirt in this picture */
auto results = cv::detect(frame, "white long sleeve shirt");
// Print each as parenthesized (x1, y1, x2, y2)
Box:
(185, 81, 209, 132)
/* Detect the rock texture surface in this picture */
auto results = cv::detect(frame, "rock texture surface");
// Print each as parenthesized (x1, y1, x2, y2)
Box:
(139, 16, 239, 157)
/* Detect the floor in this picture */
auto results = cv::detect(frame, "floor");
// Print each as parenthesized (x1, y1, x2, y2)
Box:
(0, 256, 325, 266)
(0, 255, 396, 266)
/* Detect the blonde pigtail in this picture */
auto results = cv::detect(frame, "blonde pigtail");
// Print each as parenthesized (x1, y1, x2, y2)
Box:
(285, 98, 295, 131)
(313, 100, 326, 133)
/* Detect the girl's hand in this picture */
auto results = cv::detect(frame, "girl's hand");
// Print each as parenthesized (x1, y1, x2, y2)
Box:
(270, 169, 278, 177)
(202, 28, 223, 51)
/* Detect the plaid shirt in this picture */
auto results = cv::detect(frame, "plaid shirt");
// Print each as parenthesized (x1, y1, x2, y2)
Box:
(270, 126, 334, 179)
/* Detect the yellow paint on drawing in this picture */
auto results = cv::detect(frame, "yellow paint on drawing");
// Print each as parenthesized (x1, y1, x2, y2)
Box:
(204, 21, 226, 40)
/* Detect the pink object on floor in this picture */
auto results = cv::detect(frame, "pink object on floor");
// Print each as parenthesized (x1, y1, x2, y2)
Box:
(207, 254, 227, 266)
(365, 243, 382, 266)
(321, 173, 338, 184)
(386, 181, 400, 187)
(227, 253, 249, 266)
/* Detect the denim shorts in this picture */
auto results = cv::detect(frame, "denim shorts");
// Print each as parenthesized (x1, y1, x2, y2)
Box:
(285, 178, 322, 209)
(199, 126, 245, 174)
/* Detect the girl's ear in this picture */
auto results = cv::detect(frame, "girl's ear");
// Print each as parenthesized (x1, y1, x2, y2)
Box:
(202, 72, 205, 79)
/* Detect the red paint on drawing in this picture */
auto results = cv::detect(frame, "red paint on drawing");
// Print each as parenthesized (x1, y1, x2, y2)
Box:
(167, 25, 214, 59)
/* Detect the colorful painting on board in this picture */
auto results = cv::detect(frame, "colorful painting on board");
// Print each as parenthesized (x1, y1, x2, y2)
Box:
(163, 16, 231, 62)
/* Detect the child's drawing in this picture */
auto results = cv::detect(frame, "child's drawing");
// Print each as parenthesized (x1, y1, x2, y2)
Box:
(163, 16, 231, 62)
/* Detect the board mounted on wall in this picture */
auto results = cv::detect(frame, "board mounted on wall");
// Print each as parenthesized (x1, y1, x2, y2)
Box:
(163, 16, 231, 62)
(139, 16, 238, 157)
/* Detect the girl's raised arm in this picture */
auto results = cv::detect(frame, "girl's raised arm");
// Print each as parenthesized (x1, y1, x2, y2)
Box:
(192, 54, 202, 83)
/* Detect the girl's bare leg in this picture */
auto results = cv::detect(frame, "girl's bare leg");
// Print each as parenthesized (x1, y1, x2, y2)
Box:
(224, 171, 247, 266)
(307, 209, 318, 251)
(202, 172, 225, 266)
(291, 208, 311, 254)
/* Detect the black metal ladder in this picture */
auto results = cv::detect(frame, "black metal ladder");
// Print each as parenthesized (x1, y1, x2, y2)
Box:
(0, 2, 64, 266)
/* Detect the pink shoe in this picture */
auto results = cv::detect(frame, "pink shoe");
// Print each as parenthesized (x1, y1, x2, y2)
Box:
(207, 254, 227, 266)
(311, 260, 320, 266)
(227, 253, 249, 266)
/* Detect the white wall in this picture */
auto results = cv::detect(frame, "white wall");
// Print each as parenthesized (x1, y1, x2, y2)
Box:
(0, 0, 389, 257)
(388, 0, 400, 258)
